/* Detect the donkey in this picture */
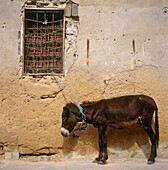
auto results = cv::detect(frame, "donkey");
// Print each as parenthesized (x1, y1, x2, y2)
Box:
(60, 95, 159, 165)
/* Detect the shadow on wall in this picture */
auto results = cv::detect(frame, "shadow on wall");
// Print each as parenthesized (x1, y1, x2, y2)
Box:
(61, 135, 79, 157)
(61, 124, 150, 159)
(107, 125, 150, 159)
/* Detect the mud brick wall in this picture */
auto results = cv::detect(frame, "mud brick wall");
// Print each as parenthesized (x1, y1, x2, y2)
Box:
(0, 0, 168, 160)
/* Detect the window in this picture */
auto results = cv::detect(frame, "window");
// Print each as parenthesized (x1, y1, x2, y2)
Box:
(24, 9, 64, 74)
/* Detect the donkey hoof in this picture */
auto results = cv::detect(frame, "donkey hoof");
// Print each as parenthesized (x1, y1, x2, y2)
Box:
(98, 160, 107, 165)
(93, 158, 99, 163)
(93, 160, 98, 163)
(147, 159, 155, 165)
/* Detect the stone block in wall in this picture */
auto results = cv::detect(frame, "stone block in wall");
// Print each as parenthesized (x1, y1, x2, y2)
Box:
(0, 151, 4, 155)
(66, 23, 78, 36)
(5, 152, 19, 159)
(21, 77, 62, 99)
(0, 147, 4, 155)
(5, 152, 12, 159)
(66, 2, 72, 17)
(12, 152, 20, 159)
(53, 0, 60, 5)
(4, 146, 18, 152)
(19, 146, 33, 155)
(26, 0, 33, 5)
(72, 3, 78, 17)
(36, 1, 50, 7)
(66, 27, 74, 35)
(66, 1, 78, 17)
(60, 0, 66, 3)
(26, 0, 37, 5)
(36, 148, 50, 154)
(49, 148, 58, 154)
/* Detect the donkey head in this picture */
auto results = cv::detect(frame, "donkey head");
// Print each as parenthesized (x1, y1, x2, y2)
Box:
(60, 104, 79, 137)
(60, 103, 87, 137)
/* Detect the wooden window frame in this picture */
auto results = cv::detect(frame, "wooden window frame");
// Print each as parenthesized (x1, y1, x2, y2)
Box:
(22, 8, 65, 76)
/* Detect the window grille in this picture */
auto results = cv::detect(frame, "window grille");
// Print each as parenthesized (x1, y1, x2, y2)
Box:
(24, 9, 64, 74)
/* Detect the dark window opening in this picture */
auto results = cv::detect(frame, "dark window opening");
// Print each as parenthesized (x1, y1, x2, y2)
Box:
(24, 9, 64, 74)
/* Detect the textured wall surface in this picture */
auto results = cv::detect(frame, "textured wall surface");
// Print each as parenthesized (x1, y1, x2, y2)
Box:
(0, 0, 168, 160)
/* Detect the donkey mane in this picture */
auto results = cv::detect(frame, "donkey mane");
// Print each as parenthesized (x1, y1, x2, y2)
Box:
(82, 101, 97, 105)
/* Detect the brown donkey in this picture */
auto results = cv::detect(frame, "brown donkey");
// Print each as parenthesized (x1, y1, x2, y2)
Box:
(61, 95, 159, 165)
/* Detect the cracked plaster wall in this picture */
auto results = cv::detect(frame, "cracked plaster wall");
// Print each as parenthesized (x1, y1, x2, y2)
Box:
(0, 0, 168, 160)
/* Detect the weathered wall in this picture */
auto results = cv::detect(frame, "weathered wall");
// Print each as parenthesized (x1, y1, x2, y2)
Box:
(0, 0, 168, 160)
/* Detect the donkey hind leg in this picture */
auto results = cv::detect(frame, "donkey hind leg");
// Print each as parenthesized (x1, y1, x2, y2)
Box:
(140, 123, 157, 165)
(146, 127, 157, 165)
(93, 126, 108, 164)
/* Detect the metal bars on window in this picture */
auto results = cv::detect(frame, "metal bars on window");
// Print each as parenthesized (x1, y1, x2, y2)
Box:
(24, 9, 64, 74)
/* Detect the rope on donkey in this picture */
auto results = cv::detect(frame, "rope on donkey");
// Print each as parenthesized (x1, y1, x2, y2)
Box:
(51, 72, 86, 122)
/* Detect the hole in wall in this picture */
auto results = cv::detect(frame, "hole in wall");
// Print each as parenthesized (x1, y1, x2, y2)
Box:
(162, 7, 168, 15)
(2, 22, 6, 29)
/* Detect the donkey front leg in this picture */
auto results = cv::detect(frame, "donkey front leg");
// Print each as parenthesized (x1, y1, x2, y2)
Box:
(103, 127, 108, 162)
(93, 126, 108, 164)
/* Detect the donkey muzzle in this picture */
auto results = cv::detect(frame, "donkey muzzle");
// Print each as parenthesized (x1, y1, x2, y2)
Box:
(61, 127, 69, 137)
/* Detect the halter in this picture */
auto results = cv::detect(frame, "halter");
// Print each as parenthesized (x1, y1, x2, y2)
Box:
(73, 102, 86, 122)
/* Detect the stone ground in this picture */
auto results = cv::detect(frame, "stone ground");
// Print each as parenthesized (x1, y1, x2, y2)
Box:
(0, 158, 168, 170)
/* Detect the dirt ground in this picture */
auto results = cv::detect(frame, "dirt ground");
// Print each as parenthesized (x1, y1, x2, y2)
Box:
(0, 158, 168, 170)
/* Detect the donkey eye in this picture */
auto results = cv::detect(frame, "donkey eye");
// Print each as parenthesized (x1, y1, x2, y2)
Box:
(63, 117, 67, 122)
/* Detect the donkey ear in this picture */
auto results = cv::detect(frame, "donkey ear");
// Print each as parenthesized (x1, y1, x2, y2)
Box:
(63, 106, 69, 112)
(63, 107, 70, 117)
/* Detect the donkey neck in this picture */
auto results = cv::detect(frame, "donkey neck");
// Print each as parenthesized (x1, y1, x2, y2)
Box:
(80, 104, 94, 123)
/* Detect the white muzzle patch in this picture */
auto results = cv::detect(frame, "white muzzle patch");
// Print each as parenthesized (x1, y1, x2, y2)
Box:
(61, 127, 69, 137)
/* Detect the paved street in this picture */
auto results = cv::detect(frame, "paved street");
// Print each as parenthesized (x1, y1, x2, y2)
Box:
(0, 159, 168, 170)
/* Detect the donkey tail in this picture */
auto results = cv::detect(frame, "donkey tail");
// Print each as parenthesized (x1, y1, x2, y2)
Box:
(155, 104, 159, 147)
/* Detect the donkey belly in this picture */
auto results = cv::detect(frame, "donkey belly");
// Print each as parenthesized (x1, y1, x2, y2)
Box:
(109, 118, 139, 129)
